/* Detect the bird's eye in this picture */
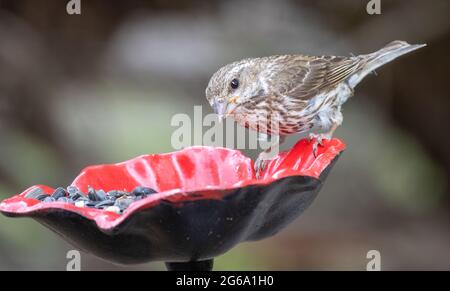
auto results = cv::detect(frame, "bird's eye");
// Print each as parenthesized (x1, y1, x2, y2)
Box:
(230, 79, 239, 89)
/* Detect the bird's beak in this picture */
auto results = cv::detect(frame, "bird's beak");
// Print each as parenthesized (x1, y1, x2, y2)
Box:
(213, 97, 239, 122)
(213, 100, 227, 122)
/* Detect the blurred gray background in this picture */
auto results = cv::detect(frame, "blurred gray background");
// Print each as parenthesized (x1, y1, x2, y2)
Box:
(0, 0, 449, 270)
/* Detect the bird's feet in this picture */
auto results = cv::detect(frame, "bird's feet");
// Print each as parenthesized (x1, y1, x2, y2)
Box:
(254, 151, 272, 179)
(309, 133, 331, 157)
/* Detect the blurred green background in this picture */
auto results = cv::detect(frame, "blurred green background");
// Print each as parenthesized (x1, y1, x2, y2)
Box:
(0, 0, 449, 270)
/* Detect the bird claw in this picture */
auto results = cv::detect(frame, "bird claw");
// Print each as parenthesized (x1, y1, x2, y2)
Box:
(309, 133, 328, 157)
(255, 154, 270, 179)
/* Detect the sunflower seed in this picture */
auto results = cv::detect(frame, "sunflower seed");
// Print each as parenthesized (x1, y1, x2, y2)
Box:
(96, 190, 107, 201)
(95, 200, 115, 209)
(87, 187, 99, 201)
(70, 194, 81, 200)
(107, 190, 127, 198)
(67, 186, 78, 195)
(132, 186, 157, 196)
(52, 187, 67, 199)
(114, 198, 134, 211)
(25, 188, 46, 199)
(36, 194, 50, 201)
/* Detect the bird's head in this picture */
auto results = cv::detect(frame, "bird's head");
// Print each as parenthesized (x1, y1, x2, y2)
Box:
(205, 59, 261, 121)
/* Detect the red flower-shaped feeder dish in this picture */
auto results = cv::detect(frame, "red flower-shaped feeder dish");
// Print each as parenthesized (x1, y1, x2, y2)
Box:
(0, 138, 345, 270)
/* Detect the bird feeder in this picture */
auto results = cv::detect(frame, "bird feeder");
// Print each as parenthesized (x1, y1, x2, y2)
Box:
(0, 138, 345, 270)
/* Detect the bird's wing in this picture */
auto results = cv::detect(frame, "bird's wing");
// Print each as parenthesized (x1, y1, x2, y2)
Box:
(264, 55, 361, 100)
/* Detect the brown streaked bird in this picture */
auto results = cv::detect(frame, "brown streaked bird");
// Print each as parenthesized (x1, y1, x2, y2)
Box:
(205, 40, 426, 176)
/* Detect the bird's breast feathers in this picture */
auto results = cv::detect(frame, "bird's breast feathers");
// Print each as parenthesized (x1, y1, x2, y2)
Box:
(231, 81, 353, 135)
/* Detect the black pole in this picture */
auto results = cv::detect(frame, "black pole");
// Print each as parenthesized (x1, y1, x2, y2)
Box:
(165, 259, 214, 271)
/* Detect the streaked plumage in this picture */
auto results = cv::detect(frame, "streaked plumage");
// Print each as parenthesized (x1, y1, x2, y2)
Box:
(205, 40, 426, 174)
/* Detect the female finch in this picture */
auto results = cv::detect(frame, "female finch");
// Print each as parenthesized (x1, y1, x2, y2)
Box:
(205, 40, 426, 176)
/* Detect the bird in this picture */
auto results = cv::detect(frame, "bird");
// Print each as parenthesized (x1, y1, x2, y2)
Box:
(205, 40, 426, 177)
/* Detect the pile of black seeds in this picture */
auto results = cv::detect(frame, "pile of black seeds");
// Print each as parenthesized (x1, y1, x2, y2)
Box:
(24, 186, 158, 214)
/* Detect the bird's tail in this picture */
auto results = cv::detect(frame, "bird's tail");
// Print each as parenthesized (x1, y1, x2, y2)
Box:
(348, 40, 426, 88)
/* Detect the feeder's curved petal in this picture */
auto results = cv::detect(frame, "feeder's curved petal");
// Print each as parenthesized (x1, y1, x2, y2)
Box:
(0, 138, 345, 264)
